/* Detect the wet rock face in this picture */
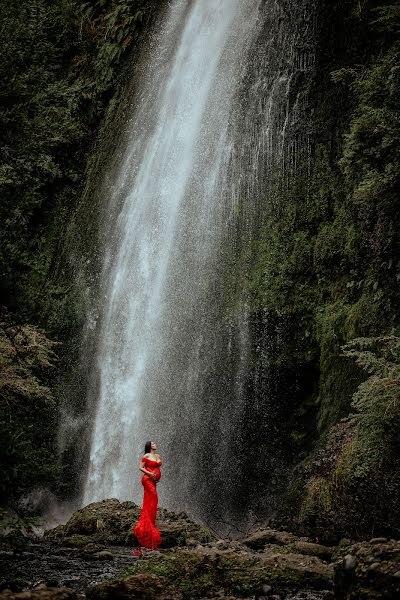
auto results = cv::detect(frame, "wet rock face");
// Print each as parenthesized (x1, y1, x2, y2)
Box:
(334, 539, 400, 599)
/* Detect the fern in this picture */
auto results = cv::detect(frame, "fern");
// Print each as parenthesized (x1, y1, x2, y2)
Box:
(341, 335, 400, 474)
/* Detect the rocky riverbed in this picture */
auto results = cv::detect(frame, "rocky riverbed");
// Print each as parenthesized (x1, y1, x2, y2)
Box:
(0, 500, 399, 599)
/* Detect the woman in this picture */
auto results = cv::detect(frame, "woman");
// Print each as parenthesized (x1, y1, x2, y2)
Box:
(132, 440, 162, 555)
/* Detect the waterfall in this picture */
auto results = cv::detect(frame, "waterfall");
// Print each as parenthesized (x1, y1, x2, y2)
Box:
(83, 0, 261, 505)
(83, 0, 316, 530)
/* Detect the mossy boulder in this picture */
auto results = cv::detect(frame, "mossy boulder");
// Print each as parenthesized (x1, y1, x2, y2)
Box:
(86, 546, 333, 599)
(86, 573, 179, 600)
(45, 500, 215, 548)
(63, 534, 96, 548)
(45, 499, 140, 546)
(289, 541, 335, 561)
(156, 509, 215, 547)
(242, 527, 297, 550)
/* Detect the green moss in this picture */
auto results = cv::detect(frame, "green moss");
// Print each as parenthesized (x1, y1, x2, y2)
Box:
(300, 477, 333, 521)
(64, 534, 94, 547)
(111, 550, 326, 598)
(0, 0, 166, 506)
(0, 313, 61, 504)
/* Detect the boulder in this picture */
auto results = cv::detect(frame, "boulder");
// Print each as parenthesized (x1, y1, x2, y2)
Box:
(86, 545, 333, 599)
(0, 586, 78, 600)
(86, 573, 181, 600)
(289, 541, 334, 561)
(45, 499, 215, 548)
(242, 528, 297, 550)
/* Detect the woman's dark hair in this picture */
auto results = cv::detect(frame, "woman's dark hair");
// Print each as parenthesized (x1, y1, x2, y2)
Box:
(144, 441, 152, 454)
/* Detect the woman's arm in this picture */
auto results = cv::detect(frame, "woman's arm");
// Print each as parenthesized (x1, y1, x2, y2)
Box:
(139, 459, 156, 479)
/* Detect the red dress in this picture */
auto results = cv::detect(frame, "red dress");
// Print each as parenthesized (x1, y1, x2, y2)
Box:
(133, 456, 162, 549)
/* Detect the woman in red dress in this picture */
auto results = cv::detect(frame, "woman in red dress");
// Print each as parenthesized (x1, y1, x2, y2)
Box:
(133, 440, 162, 554)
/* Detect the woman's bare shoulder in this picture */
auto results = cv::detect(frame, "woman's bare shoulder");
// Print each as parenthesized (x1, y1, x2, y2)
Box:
(156, 453, 161, 460)
(142, 453, 150, 459)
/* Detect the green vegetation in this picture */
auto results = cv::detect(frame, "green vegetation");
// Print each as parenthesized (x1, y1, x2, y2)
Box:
(0, 0, 163, 507)
(0, 310, 60, 504)
(86, 550, 326, 599)
(229, 0, 400, 538)
(292, 336, 400, 541)
(0, 0, 161, 332)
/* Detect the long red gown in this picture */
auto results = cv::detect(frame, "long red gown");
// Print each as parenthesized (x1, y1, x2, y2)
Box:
(133, 456, 162, 549)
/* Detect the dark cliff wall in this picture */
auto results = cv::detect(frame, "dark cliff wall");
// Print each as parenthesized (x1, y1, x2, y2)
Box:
(0, 0, 166, 508)
(240, 0, 400, 540)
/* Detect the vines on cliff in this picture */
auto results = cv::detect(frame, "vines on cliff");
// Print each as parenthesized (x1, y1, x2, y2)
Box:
(0, 310, 60, 505)
(0, 0, 163, 506)
(268, 1, 400, 539)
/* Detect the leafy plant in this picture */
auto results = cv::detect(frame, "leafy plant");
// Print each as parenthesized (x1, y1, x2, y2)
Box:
(341, 336, 400, 477)
(0, 310, 61, 504)
(81, 0, 154, 90)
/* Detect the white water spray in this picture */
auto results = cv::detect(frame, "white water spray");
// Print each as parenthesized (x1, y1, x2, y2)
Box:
(83, 0, 261, 505)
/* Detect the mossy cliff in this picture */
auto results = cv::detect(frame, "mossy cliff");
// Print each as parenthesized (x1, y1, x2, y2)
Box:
(0, 0, 165, 506)
(0, 0, 399, 544)
(233, 1, 400, 539)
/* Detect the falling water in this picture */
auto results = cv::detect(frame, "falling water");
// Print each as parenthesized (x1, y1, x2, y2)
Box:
(83, 0, 316, 528)
(83, 0, 262, 505)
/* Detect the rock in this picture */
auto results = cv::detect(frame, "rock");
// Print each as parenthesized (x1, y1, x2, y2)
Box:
(63, 535, 93, 548)
(369, 537, 387, 544)
(290, 541, 334, 561)
(158, 521, 214, 548)
(86, 573, 181, 600)
(0, 509, 41, 546)
(334, 539, 400, 599)
(242, 528, 298, 550)
(0, 583, 29, 594)
(0, 587, 78, 599)
(45, 499, 214, 549)
(45, 499, 140, 546)
(343, 555, 357, 571)
(94, 550, 114, 560)
(81, 542, 107, 554)
(259, 548, 333, 588)
(86, 545, 333, 599)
